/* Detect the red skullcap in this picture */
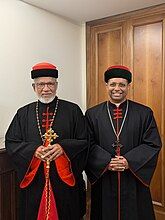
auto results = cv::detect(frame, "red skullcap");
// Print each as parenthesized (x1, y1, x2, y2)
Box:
(104, 65, 132, 83)
(31, 62, 58, 79)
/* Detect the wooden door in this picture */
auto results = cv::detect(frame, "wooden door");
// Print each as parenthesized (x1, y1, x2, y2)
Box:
(86, 4, 165, 220)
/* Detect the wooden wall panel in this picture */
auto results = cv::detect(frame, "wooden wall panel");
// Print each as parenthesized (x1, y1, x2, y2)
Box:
(133, 22, 163, 113)
(97, 28, 122, 102)
(133, 22, 164, 207)
(0, 149, 18, 220)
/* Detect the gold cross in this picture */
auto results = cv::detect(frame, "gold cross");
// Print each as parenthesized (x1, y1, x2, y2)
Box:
(43, 128, 59, 169)
(43, 127, 59, 144)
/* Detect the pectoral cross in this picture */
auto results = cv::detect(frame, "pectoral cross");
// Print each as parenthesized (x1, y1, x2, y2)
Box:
(43, 128, 59, 168)
(112, 140, 123, 156)
(43, 127, 59, 145)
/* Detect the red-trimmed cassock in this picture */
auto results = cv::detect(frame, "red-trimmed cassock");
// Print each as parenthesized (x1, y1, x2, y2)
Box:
(85, 99, 162, 220)
(5, 96, 88, 220)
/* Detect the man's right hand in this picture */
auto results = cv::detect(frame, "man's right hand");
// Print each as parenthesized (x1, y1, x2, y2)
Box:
(34, 144, 64, 162)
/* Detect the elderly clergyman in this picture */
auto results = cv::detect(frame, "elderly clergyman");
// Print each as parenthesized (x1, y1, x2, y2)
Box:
(5, 62, 88, 220)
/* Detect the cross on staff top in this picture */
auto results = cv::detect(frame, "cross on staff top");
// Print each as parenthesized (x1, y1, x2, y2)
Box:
(43, 127, 59, 144)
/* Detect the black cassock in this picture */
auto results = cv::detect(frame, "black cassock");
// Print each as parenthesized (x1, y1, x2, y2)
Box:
(85, 99, 162, 220)
(5, 97, 88, 220)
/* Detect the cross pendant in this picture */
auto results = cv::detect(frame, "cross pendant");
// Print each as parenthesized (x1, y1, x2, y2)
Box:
(112, 140, 123, 150)
(43, 128, 59, 169)
(43, 127, 59, 145)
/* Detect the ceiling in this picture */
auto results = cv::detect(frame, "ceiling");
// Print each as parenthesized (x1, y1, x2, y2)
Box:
(21, 0, 165, 24)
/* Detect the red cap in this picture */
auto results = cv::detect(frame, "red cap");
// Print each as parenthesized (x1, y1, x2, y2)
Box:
(107, 65, 130, 72)
(32, 62, 57, 70)
(31, 62, 58, 79)
(104, 65, 132, 83)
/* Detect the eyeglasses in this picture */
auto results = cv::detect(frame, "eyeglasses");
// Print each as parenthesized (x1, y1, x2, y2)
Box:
(34, 82, 57, 89)
(108, 82, 128, 88)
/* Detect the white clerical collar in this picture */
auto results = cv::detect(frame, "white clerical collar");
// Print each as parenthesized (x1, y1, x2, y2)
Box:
(115, 103, 120, 107)
(110, 99, 127, 107)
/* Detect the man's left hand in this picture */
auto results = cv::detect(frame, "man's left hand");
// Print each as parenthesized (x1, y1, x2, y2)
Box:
(41, 144, 63, 161)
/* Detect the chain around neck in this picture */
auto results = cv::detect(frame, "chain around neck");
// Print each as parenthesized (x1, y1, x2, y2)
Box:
(106, 100, 129, 140)
(36, 98, 59, 143)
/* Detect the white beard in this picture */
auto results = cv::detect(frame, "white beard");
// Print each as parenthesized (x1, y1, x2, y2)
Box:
(38, 95, 56, 104)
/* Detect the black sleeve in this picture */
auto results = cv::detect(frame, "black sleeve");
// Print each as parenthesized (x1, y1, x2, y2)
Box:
(124, 110, 162, 185)
(85, 110, 111, 184)
(5, 111, 41, 182)
(58, 105, 88, 174)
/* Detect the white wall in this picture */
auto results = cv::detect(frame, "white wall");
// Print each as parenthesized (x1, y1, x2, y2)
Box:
(0, 0, 86, 146)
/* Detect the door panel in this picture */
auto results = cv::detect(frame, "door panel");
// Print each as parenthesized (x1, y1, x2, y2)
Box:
(133, 21, 164, 213)
(98, 28, 122, 102)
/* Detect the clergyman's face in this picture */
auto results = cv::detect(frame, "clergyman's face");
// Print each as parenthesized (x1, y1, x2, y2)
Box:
(32, 77, 58, 103)
(106, 78, 130, 104)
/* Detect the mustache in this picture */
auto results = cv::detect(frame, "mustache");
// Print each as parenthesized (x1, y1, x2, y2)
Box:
(112, 92, 123, 94)
(37, 95, 56, 104)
